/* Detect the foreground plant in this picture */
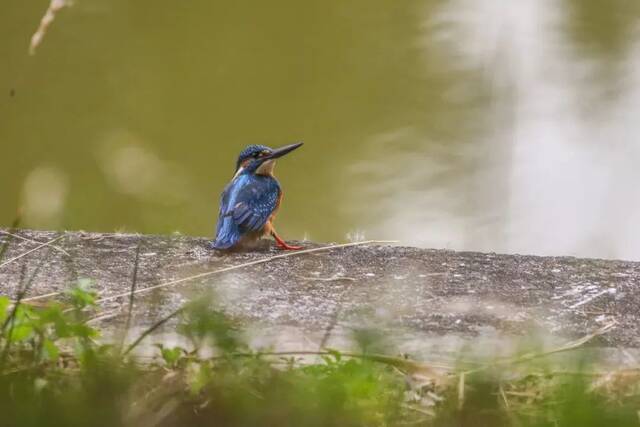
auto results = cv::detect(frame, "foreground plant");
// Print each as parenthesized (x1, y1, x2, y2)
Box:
(0, 284, 639, 427)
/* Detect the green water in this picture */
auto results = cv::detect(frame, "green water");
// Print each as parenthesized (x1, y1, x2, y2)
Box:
(2, 0, 640, 259)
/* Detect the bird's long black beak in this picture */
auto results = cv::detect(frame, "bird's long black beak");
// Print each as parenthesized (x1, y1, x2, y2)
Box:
(265, 142, 303, 160)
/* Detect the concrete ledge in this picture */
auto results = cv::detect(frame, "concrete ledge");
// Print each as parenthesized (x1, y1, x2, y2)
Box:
(1, 229, 639, 352)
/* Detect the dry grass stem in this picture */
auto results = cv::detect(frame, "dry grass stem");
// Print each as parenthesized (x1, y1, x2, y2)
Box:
(500, 384, 510, 409)
(0, 231, 70, 257)
(29, 0, 72, 55)
(457, 372, 465, 409)
(462, 321, 618, 376)
(18, 291, 64, 304)
(296, 275, 356, 282)
(96, 240, 396, 305)
(11, 239, 395, 305)
(0, 235, 64, 270)
(86, 310, 121, 324)
(400, 403, 435, 417)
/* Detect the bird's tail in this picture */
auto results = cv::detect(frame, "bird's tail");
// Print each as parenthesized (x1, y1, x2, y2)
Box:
(210, 217, 241, 250)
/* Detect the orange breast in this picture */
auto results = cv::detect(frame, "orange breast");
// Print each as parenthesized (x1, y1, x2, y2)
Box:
(262, 192, 283, 237)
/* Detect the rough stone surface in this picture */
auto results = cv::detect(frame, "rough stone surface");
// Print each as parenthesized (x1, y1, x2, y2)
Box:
(1, 229, 640, 356)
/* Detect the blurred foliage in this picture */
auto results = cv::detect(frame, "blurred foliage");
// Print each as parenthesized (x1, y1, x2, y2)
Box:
(1, 286, 640, 426)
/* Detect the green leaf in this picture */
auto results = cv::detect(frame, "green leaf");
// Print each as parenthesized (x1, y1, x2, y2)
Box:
(37, 305, 73, 338)
(187, 362, 211, 395)
(69, 323, 99, 339)
(43, 339, 59, 361)
(53, 316, 72, 338)
(39, 304, 64, 323)
(321, 355, 334, 366)
(326, 348, 342, 362)
(10, 324, 33, 342)
(13, 304, 34, 322)
(160, 346, 184, 367)
(66, 279, 97, 309)
(0, 296, 9, 325)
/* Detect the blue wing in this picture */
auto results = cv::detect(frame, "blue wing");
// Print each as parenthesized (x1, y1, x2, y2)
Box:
(211, 174, 280, 250)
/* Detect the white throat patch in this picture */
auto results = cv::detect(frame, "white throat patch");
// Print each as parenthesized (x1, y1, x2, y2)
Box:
(256, 159, 276, 176)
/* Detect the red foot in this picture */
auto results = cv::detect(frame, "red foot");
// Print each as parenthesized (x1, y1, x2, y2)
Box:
(277, 242, 303, 251)
(272, 232, 302, 250)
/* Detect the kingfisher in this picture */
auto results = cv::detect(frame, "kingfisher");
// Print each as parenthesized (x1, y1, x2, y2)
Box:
(210, 142, 304, 251)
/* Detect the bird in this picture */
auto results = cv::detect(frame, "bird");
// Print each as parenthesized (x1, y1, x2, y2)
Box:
(210, 142, 304, 251)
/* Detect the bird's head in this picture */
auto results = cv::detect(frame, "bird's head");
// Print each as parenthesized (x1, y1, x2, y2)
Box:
(234, 142, 303, 178)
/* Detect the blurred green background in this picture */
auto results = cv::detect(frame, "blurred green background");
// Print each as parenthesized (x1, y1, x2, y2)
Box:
(1, 0, 640, 259)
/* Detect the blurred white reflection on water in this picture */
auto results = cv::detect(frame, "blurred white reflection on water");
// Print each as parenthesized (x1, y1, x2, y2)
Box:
(98, 129, 193, 204)
(351, 0, 640, 260)
(21, 165, 68, 228)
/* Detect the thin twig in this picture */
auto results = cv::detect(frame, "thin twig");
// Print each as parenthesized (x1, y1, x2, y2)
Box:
(400, 403, 435, 417)
(1, 256, 48, 370)
(0, 235, 13, 266)
(18, 291, 63, 304)
(86, 310, 122, 325)
(499, 384, 510, 410)
(97, 240, 396, 305)
(296, 275, 356, 282)
(0, 235, 64, 270)
(504, 321, 617, 364)
(120, 242, 142, 351)
(0, 217, 22, 263)
(0, 276, 23, 368)
(568, 290, 611, 309)
(463, 322, 617, 376)
(2, 264, 27, 334)
(29, 0, 71, 55)
(123, 306, 184, 355)
(2, 259, 48, 332)
(458, 372, 465, 409)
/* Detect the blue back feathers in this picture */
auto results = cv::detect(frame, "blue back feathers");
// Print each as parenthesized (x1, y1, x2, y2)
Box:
(212, 172, 281, 250)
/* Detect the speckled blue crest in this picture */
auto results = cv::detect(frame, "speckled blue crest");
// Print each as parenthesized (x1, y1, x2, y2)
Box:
(236, 145, 272, 170)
